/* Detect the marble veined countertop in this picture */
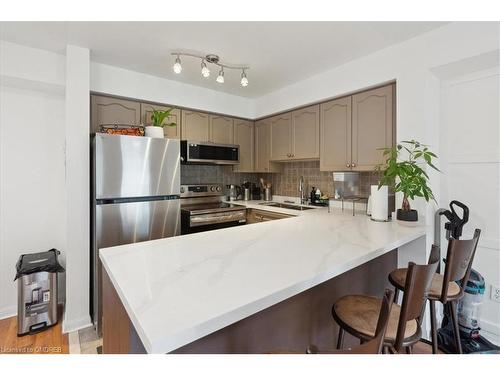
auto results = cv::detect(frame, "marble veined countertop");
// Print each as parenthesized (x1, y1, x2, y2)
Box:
(100, 200, 426, 353)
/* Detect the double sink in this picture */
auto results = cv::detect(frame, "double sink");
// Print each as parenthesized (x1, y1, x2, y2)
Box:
(258, 202, 315, 211)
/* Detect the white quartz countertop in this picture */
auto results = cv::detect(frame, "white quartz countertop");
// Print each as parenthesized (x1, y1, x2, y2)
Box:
(100, 201, 426, 353)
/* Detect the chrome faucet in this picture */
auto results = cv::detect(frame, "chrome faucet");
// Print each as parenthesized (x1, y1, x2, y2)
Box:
(299, 176, 306, 205)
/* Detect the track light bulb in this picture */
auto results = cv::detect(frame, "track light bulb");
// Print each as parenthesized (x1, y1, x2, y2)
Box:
(201, 61, 210, 78)
(240, 70, 248, 87)
(216, 68, 225, 83)
(173, 56, 182, 74)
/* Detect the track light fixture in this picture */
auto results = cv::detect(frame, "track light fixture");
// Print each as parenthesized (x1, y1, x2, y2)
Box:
(171, 52, 249, 87)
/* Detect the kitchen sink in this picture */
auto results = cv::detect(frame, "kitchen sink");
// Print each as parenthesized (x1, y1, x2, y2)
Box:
(258, 202, 314, 211)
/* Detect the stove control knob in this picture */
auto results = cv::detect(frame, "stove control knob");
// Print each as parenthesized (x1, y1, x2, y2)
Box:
(216, 186, 222, 192)
(210, 186, 216, 192)
(180, 186, 185, 193)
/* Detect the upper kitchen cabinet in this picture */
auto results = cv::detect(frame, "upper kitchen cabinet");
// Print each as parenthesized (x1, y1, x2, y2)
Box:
(233, 119, 254, 173)
(351, 84, 393, 171)
(210, 115, 234, 144)
(269, 113, 292, 161)
(320, 97, 352, 171)
(291, 105, 320, 159)
(181, 110, 210, 142)
(255, 119, 282, 173)
(90, 95, 141, 133)
(140, 103, 181, 139)
(320, 84, 394, 171)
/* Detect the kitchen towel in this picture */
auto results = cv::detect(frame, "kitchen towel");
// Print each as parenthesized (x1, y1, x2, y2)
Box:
(371, 185, 388, 221)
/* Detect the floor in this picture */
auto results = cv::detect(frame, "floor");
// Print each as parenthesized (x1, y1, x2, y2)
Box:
(0, 312, 69, 354)
(69, 326, 102, 354)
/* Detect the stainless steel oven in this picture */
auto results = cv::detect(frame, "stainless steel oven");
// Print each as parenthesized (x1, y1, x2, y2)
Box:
(180, 141, 239, 165)
(180, 184, 246, 234)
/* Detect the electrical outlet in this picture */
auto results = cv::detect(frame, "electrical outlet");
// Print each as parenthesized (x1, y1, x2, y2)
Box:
(491, 285, 500, 303)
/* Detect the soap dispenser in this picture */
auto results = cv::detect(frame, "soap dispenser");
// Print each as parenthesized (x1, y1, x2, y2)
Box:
(310, 187, 316, 204)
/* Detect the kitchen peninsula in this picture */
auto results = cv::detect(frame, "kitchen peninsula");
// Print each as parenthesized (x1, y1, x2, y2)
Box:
(100, 203, 426, 354)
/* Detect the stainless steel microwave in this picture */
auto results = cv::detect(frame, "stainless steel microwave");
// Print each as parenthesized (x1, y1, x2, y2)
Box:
(180, 141, 240, 165)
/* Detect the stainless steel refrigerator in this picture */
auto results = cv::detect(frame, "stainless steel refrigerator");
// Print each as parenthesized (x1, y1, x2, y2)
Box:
(91, 134, 180, 333)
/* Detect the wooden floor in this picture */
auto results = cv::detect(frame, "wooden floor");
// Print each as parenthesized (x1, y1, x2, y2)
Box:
(0, 308, 68, 354)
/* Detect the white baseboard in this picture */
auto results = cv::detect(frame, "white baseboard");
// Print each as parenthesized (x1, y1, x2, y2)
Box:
(481, 319, 500, 345)
(0, 306, 17, 320)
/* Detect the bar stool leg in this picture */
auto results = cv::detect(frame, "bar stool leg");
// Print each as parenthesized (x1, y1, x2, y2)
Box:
(405, 346, 412, 354)
(450, 300, 463, 354)
(336, 327, 345, 349)
(429, 300, 438, 354)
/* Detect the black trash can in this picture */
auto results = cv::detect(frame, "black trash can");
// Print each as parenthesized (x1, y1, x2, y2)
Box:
(15, 249, 65, 336)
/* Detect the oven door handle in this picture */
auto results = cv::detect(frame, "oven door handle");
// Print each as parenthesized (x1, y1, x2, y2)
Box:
(190, 211, 246, 226)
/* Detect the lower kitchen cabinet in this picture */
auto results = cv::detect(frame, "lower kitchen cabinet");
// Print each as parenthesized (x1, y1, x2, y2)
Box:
(140, 103, 180, 139)
(246, 209, 293, 224)
(233, 119, 254, 172)
(254, 119, 282, 173)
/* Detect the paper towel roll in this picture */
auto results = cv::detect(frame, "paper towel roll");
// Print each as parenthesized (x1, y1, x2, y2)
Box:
(371, 185, 388, 221)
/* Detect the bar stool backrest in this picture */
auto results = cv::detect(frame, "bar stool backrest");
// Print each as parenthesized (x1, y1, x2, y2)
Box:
(394, 245, 440, 351)
(440, 229, 481, 303)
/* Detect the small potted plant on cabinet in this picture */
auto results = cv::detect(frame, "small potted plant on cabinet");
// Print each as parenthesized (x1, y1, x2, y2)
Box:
(145, 107, 176, 138)
(377, 140, 439, 221)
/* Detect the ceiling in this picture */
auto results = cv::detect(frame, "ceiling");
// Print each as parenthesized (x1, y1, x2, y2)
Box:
(0, 22, 447, 98)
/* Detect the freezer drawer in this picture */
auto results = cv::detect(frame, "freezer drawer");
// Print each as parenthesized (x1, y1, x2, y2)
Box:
(93, 198, 180, 333)
(95, 134, 180, 199)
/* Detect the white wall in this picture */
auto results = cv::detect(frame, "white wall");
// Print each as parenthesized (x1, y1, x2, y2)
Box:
(63, 45, 91, 332)
(0, 84, 66, 318)
(439, 68, 500, 342)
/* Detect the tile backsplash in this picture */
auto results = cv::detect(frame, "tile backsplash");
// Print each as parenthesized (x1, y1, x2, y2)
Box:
(259, 160, 384, 198)
(181, 161, 394, 211)
(181, 164, 259, 186)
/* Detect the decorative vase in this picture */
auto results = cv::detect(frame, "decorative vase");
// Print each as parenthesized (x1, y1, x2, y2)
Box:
(396, 209, 418, 222)
(145, 126, 164, 138)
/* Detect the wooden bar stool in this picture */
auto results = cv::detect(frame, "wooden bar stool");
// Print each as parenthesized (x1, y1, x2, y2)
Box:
(307, 289, 394, 354)
(332, 245, 440, 354)
(388, 229, 481, 354)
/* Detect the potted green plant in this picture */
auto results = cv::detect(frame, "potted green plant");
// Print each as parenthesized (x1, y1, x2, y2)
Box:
(377, 140, 439, 221)
(145, 107, 176, 138)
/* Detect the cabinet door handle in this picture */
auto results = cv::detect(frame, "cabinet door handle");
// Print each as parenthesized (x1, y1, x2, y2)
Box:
(351, 162, 356, 167)
(346, 163, 351, 168)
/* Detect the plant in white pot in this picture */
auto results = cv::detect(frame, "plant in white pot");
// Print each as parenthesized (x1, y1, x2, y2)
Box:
(377, 140, 439, 222)
(145, 107, 176, 138)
